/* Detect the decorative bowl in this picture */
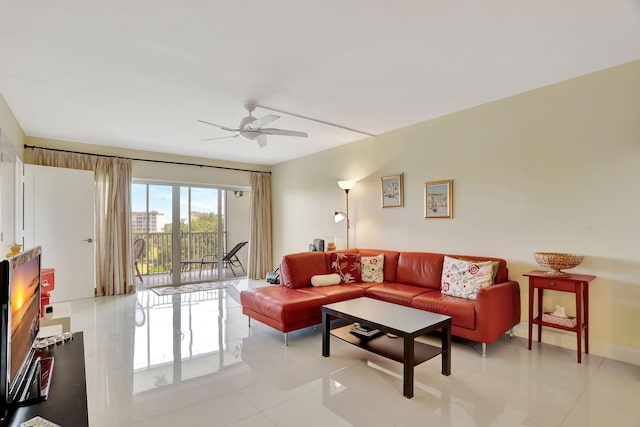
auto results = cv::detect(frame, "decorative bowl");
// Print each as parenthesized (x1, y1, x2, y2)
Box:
(533, 252, 584, 276)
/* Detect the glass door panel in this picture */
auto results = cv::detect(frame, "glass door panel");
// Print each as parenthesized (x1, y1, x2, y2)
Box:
(132, 183, 173, 287)
(179, 186, 224, 283)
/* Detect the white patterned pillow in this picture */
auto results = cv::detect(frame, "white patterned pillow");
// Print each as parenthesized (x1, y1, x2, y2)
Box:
(441, 256, 493, 300)
(361, 254, 384, 282)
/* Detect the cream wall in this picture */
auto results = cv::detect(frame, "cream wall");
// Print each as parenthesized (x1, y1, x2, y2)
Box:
(272, 60, 640, 365)
(0, 92, 24, 155)
(0, 93, 25, 249)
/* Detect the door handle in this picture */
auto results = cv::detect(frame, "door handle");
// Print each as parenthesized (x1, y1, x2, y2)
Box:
(84, 238, 94, 243)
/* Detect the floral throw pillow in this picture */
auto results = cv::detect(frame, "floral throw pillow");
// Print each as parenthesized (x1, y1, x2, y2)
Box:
(361, 254, 384, 282)
(441, 256, 493, 300)
(330, 253, 362, 283)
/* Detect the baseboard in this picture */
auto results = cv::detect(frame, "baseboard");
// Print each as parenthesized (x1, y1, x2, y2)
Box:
(511, 323, 639, 366)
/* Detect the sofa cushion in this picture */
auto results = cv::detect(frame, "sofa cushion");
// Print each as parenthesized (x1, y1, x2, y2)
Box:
(281, 252, 330, 289)
(441, 256, 493, 300)
(240, 285, 327, 323)
(311, 273, 341, 287)
(461, 258, 500, 284)
(395, 252, 444, 289)
(361, 254, 384, 282)
(358, 249, 400, 282)
(298, 284, 366, 304)
(330, 252, 362, 283)
(447, 254, 509, 284)
(365, 283, 431, 307)
(411, 291, 476, 330)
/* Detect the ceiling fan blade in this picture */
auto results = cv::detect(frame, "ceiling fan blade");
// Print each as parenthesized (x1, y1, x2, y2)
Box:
(247, 114, 280, 130)
(197, 119, 239, 132)
(260, 128, 308, 137)
(201, 134, 240, 141)
(257, 135, 267, 148)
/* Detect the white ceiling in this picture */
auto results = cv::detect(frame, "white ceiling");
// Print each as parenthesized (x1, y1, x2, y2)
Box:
(1, 1, 639, 166)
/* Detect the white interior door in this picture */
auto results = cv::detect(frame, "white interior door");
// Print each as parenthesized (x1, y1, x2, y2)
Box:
(24, 164, 96, 301)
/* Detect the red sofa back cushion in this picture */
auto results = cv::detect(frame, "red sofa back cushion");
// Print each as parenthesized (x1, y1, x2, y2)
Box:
(395, 252, 444, 289)
(280, 252, 330, 289)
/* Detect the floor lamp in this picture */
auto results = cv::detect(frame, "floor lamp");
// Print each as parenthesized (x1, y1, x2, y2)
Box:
(334, 180, 356, 249)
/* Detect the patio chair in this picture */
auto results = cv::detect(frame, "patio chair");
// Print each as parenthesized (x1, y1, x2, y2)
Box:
(201, 241, 248, 277)
(133, 238, 146, 284)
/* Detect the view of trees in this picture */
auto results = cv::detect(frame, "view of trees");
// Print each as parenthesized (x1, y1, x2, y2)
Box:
(163, 212, 223, 234)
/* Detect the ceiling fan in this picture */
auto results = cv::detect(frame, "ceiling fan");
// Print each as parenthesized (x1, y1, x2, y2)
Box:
(198, 101, 308, 148)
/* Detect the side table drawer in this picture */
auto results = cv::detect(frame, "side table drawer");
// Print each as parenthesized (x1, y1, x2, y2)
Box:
(533, 277, 576, 292)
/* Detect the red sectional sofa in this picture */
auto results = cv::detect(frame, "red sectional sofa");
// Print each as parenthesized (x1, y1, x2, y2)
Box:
(240, 249, 521, 356)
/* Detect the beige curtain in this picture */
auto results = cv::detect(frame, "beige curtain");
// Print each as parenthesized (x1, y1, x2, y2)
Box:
(31, 148, 134, 296)
(94, 157, 134, 296)
(248, 172, 273, 279)
(32, 148, 97, 170)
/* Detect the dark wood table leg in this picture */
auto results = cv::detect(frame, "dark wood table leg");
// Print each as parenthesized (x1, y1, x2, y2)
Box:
(576, 283, 583, 363)
(537, 288, 544, 343)
(442, 322, 451, 376)
(584, 283, 589, 355)
(528, 278, 534, 350)
(403, 336, 414, 398)
(322, 309, 330, 357)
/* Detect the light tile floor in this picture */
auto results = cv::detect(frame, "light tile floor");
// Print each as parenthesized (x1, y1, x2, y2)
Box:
(56, 279, 639, 427)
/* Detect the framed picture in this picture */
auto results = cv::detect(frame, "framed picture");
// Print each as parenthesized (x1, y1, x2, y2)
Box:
(381, 173, 404, 208)
(424, 180, 453, 218)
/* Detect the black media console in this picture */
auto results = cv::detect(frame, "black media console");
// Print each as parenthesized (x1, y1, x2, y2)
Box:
(1, 332, 88, 427)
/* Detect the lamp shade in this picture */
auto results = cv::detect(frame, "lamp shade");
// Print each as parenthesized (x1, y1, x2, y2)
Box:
(334, 211, 347, 223)
(337, 180, 356, 191)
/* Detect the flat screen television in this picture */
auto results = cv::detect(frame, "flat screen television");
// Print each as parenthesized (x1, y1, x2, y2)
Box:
(0, 246, 41, 419)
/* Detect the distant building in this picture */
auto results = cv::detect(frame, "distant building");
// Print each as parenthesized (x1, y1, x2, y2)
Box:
(132, 211, 166, 233)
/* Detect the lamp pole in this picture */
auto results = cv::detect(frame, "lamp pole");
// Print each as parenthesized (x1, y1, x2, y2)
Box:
(337, 180, 356, 249)
(344, 188, 350, 249)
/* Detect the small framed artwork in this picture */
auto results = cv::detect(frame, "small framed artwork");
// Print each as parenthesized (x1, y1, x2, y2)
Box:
(424, 180, 453, 218)
(381, 173, 404, 208)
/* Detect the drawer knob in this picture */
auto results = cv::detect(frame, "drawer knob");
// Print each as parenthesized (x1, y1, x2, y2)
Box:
(550, 281, 557, 286)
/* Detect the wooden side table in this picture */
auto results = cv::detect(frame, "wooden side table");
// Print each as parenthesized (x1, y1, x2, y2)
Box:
(524, 270, 596, 363)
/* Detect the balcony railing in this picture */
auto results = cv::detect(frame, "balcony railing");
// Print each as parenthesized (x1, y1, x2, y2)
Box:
(134, 231, 224, 285)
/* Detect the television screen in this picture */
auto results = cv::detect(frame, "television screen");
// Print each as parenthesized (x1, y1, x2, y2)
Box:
(9, 253, 40, 388)
(0, 246, 41, 415)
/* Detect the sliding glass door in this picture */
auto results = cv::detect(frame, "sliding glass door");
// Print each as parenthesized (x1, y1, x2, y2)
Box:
(132, 182, 249, 287)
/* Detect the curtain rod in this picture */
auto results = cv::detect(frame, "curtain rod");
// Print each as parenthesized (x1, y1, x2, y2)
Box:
(23, 145, 271, 174)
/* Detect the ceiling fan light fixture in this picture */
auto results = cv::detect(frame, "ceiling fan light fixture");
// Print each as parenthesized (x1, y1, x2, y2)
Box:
(241, 131, 261, 140)
(199, 102, 309, 148)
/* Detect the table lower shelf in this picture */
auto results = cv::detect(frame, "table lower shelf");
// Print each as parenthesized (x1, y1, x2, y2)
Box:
(531, 316, 586, 333)
(330, 325, 442, 366)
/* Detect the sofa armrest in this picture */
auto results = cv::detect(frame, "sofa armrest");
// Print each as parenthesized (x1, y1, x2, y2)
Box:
(474, 281, 521, 344)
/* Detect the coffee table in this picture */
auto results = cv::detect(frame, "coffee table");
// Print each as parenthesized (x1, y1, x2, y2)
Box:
(322, 297, 451, 398)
